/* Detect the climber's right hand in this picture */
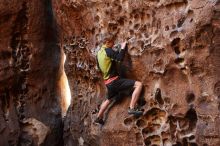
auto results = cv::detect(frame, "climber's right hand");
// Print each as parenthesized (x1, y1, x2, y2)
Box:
(121, 41, 127, 50)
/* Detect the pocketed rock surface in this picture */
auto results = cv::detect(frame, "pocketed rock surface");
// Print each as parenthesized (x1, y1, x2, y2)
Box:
(0, 0, 220, 146)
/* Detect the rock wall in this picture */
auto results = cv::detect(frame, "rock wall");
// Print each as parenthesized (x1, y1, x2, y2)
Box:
(0, 0, 64, 145)
(53, 0, 220, 146)
(0, 0, 220, 146)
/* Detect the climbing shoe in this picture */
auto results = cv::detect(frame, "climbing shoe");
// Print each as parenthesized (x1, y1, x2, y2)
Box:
(128, 108, 143, 116)
(94, 117, 105, 125)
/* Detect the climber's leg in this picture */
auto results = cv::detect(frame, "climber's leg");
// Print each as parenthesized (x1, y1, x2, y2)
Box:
(95, 99, 111, 125)
(114, 78, 143, 115)
(97, 99, 111, 119)
(130, 81, 143, 109)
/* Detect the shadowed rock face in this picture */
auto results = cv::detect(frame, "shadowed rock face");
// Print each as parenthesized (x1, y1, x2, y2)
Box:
(0, 0, 63, 146)
(0, 0, 220, 146)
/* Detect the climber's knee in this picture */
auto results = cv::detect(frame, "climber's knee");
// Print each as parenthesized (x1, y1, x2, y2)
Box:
(134, 81, 142, 89)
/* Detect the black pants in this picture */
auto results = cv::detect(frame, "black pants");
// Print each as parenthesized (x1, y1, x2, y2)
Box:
(106, 78, 135, 100)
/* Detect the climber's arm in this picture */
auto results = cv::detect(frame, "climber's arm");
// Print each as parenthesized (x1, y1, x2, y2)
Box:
(105, 42, 127, 62)
(105, 48, 125, 62)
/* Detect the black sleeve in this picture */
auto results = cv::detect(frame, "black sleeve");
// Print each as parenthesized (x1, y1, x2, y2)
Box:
(105, 48, 126, 62)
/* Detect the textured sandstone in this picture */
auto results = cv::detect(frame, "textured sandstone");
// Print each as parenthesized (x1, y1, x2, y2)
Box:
(0, 0, 63, 145)
(0, 0, 220, 146)
(52, 0, 220, 146)
(21, 118, 50, 145)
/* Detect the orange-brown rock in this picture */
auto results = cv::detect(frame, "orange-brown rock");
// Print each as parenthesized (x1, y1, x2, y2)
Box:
(53, 0, 220, 146)
(0, 0, 63, 145)
(0, 0, 220, 146)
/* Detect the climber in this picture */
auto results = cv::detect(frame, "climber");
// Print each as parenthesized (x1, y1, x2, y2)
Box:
(94, 33, 143, 125)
